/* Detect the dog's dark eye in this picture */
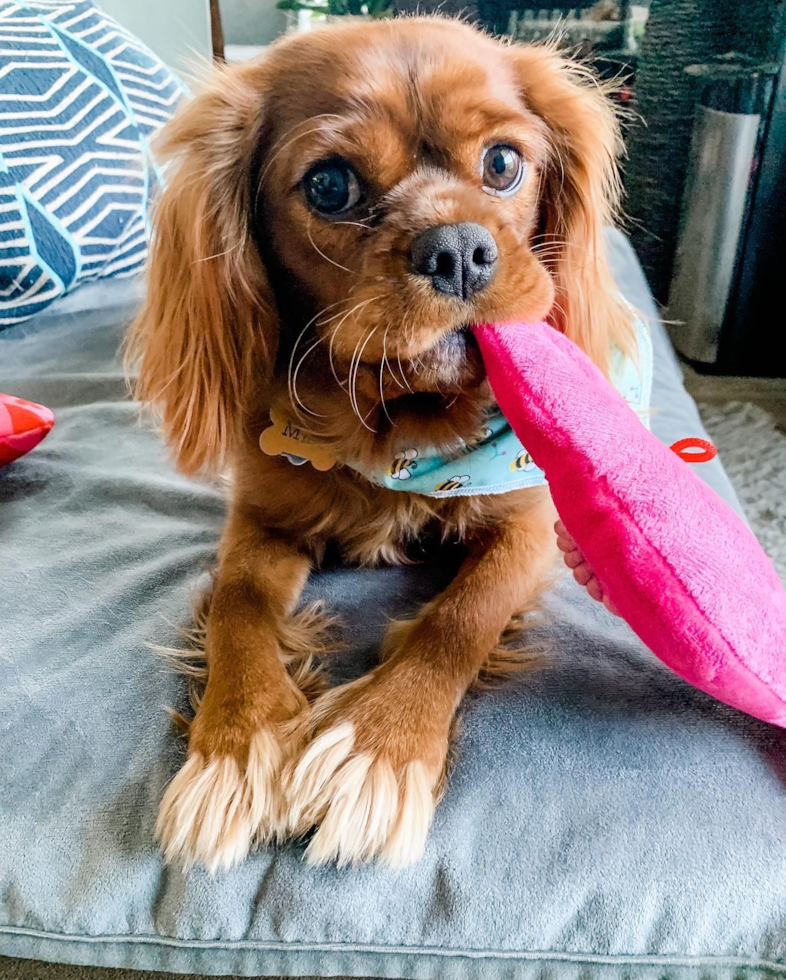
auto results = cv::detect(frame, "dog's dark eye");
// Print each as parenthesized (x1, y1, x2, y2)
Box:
(303, 159, 362, 215)
(481, 144, 525, 195)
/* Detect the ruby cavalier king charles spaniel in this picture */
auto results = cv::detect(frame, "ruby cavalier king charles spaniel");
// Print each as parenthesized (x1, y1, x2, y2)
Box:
(127, 16, 636, 872)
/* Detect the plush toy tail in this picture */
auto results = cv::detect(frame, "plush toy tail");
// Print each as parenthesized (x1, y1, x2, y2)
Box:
(473, 321, 786, 728)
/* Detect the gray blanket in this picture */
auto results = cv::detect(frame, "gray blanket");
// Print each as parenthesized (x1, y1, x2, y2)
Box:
(2, 232, 785, 979)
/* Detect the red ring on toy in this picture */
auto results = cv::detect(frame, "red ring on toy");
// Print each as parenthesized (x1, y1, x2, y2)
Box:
(669, 437, 717, 464)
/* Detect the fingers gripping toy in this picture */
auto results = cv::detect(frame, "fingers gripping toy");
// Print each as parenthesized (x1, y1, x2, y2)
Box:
(473, 321, 786, 728)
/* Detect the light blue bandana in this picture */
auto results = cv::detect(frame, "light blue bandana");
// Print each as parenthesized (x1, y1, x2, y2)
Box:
(351, 315, 653, 498)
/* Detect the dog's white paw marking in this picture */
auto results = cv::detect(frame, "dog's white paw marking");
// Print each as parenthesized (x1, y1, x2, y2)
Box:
(285, 721, 438, 868)
(156, 729, 284, 873)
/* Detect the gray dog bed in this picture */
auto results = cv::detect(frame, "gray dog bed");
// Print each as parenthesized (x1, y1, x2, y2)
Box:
(2, 232, 785, 979)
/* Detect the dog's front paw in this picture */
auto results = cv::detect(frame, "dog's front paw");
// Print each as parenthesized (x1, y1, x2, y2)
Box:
(156, 720, 303, 873)
(157, 680, 309, 873)
(284, 665, 448, 868)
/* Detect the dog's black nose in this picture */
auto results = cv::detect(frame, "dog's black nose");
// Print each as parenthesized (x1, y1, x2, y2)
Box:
(411, 223, 498, 300)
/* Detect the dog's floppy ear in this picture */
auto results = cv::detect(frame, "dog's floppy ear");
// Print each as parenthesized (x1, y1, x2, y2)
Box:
(126, 62, 276, 476)
(508, 44, 633, 373)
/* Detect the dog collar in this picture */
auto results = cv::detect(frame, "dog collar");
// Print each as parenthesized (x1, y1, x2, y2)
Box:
(260, 315, 652, 498)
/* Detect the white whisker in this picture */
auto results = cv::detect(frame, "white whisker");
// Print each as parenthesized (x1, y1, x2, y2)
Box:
(326, 296, 381, 390)
(307, 216, 357, 275)
(291, 337, 327, 418)
(332, 219, 374, 230)
(350, 327, 378, 433)
(258, 115, 343, 185)
(379, 327, 394, 426)
(346, 331, 366, 423)
(395, 349, 414, 393)
(286, 298, 348, 417)
(328, 321, 347, 389)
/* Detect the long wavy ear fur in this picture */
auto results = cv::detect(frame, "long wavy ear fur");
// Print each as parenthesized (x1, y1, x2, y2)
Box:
(509, 44, 634, 374)
(125, 60, 277, 476)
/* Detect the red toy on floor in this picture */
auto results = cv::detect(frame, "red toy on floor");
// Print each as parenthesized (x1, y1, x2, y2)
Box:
(0, 393, 54, 468)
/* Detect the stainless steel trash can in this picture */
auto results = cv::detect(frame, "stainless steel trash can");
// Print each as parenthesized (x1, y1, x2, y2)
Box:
(667, 69, 770, 366)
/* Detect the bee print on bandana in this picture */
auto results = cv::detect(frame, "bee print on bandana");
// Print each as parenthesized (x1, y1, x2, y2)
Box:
(434, 474, 471, 492)
(390, 449, 419, 480)
(510, 449, 536, 472)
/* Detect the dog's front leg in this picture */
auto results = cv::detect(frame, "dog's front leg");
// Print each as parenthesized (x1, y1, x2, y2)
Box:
(157, 504, 313, 872)
(286, 488, 557, 867)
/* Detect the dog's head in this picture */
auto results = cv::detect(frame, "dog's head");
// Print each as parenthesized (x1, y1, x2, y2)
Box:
(128, 17, 632, 475)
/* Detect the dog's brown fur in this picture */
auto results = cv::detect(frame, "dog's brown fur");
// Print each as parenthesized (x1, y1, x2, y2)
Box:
(126, 16, 632, 870)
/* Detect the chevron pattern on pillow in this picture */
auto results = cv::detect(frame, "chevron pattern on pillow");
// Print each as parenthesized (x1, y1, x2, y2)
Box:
(0, 0, 185, 328)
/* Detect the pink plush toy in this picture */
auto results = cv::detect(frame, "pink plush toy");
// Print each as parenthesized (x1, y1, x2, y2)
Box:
(473, 321, 786, 728)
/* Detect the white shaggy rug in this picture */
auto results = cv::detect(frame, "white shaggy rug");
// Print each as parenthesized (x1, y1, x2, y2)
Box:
(698, 401, 786, 584)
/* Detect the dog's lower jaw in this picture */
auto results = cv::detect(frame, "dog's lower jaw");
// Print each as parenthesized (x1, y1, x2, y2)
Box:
(350, 326, 484, 402)
(406, 326, 485, 392)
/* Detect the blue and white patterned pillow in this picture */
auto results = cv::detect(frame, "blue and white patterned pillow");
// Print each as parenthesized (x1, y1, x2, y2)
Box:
(0, 0, 185, 328)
